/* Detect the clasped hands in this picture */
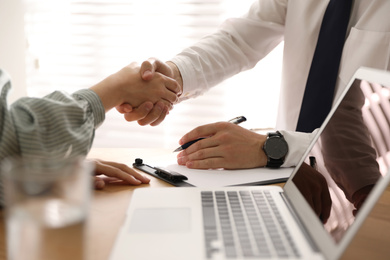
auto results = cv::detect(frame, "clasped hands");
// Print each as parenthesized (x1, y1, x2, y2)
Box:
(114, 59, 183, 126)
(91, 58, 271, 189)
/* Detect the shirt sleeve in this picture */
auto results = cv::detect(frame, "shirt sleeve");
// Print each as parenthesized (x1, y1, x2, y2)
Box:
(0, 69, 106, 207)
(0, 69, 105, 161)
(280, 129, 319, 168)
(171, 0, 287, 101)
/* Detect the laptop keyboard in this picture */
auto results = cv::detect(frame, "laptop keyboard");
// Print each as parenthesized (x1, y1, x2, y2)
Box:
(201, 190, 300, 259)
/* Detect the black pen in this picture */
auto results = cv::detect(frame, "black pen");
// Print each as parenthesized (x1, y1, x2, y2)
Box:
(173, 116, 247, 152)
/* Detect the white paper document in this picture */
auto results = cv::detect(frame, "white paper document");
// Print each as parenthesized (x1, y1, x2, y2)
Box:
(162, 164, 293, 187)
(139, 150, 294, 187)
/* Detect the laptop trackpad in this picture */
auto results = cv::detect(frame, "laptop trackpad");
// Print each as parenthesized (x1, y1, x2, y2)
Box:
(128, 208, 191, 233)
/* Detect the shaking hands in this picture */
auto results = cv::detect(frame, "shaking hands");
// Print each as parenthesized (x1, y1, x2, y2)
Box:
(115, 58, 183, 126)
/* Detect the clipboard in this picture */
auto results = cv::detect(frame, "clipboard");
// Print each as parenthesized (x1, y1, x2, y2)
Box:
(133, 158, 194, 187)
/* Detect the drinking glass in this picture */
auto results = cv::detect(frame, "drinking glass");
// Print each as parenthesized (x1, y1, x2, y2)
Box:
(1, 156, 93, 260)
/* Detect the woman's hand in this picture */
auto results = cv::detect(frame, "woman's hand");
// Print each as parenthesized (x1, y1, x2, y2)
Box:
(89, 159, 150, 189)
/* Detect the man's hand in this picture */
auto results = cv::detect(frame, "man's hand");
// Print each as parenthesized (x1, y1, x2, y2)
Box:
(90, 159, 150, 189)
(176, 122, 267, 169)
(116, 58, 183, 126)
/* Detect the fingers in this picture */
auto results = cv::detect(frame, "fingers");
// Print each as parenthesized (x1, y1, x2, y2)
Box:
(159, 84, 179, 104)
(122, 101, 154, 122)
(93, 176, 134, 189)
(179, 134, 219, 156)
(176, 133, 235, 169)
(144, 72, 179, 104)
(116, 103, 133, 114)
(183, 158, 226, 169)
(177, 146, 226, 169)
(119, 101, 170, 126)
(161, 73, 182, 96)
(137, 101, 169, 126)
(150, 107, 168, 126)
(93, 176, 106, 189)
(179, 123, 221, 146)
(140, 58, 174, 81)
(93, 159, 150, 187)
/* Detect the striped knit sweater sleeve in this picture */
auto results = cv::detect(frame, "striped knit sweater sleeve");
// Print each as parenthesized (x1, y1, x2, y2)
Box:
(0, 69, 105, 206)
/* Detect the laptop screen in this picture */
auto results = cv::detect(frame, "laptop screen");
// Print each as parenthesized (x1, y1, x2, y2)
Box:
(292, 74, 390, 244)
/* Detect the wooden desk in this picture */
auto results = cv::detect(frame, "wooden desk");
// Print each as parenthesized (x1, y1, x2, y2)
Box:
(1, 148, 390, 260)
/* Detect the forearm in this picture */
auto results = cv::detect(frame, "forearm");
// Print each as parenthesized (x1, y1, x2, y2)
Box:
(89, 72, 125, 112)
(170, 32, 256, 101)
(170, 1, 285, 101)
(0, 84, 104, 161)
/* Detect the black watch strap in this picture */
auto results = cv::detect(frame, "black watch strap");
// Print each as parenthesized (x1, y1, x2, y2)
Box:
(268, 132, 281, 138)
(266, 157, 285, 168)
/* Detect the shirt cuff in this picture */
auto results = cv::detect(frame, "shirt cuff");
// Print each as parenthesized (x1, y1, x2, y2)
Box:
(73, 89, 105, 128)
(170, 56, 205, 102)
(279, 129, 319, 167)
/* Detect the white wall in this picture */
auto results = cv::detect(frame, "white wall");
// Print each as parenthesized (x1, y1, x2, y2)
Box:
(0, 0, 27, 103)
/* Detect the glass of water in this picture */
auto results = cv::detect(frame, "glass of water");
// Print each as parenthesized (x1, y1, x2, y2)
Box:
(1, 156, 93, 260)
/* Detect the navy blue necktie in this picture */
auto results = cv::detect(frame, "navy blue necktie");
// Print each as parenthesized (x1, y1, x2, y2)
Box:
(296, 0, 353, 133)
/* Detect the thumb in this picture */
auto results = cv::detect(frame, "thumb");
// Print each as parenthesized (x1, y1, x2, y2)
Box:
(123, 101, 154, 122)
(140, 58, 173, 81)
(116, 103, 133, 114)
(140, 60, 154, 81)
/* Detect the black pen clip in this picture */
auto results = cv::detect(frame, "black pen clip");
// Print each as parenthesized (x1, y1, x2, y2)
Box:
(155, 167, 188, 182)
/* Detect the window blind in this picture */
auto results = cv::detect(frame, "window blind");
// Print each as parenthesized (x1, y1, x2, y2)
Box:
(24, 0, 282, 149)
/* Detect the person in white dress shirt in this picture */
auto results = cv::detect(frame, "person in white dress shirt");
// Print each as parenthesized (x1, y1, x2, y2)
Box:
(117, 0, 389, 209)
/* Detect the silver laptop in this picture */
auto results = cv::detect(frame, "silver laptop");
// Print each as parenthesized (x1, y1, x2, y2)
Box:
(109, 67, 390, 260)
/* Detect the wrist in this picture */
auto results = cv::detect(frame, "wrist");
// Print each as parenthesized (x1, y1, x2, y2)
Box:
(258, 135, 268, 167)
(262, 131, 289, 168)
(90, 73, 124, 112)
(167, 61, 183, 94)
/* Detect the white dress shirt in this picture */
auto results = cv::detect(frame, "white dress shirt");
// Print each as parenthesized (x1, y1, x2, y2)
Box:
(170, 0, 390, 167)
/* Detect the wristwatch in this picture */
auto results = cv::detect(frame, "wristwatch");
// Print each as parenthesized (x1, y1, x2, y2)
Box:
(263, 131, 289, 168)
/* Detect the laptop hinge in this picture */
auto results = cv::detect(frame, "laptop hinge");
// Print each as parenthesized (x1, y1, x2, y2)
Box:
(280, 192, 320, 253)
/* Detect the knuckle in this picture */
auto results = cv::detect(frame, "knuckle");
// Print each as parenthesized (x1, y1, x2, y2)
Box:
(141, 60, 151, 67)
(117, 162, 128, 170)
(192, 128, 202, 137)
(215, 121, 228, 129)
(196, 149, 205, 159)
(137, 119, 148, 126)
(204, 159, 215, 169)
(153, 72, 164, 80)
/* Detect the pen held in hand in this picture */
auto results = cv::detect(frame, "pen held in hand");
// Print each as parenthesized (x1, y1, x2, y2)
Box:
(173, 116, 246, 152)
(173, 137, 205, 152)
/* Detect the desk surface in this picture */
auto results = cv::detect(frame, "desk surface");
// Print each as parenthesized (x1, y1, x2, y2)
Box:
(1, 148, 390, 260)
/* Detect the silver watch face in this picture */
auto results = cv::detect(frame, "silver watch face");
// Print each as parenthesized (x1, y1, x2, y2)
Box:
(264, 137, 288, 159)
